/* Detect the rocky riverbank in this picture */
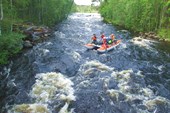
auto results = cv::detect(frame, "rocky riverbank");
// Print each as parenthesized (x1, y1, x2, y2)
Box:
(138, 32, 170, 42)
(13, 23, 52, 48)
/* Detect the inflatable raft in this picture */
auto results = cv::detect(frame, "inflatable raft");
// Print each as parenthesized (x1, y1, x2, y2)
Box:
(84, 43, 101, 50)
(97, 40, 121, 53)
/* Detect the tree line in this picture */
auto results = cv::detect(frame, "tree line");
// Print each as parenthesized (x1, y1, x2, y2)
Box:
(0, 0, 73, 64)
(99, 0, 170, 39)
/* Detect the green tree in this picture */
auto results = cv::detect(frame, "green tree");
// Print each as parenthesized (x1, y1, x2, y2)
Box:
(0, 0, 74, 64)
(99, 0, 170, 39)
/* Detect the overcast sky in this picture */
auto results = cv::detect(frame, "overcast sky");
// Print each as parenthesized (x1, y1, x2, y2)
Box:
(74, 0, 92, 5)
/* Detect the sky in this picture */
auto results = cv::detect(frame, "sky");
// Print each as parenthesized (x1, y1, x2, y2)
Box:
(74, 0, 92, 5)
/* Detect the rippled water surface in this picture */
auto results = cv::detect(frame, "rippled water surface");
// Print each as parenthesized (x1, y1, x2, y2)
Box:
(1, 13, 170, 113)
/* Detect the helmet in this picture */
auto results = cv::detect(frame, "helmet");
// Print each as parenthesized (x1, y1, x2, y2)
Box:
(111, 34, 114, 36)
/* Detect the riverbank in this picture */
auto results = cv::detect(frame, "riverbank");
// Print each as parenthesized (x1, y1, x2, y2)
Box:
(113, 23, 170, 42)
(0, 23, 53, 66)
(13, 23, 52, 48)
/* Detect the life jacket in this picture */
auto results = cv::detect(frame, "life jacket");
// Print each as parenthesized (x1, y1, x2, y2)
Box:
(102, 37, 108, 48)
(101, 34, 105, 39)
(103, 38, 107, 43)
(108, 39, 113, 44)
(92, 36, 97, 40)
(103, 37, 107, 45)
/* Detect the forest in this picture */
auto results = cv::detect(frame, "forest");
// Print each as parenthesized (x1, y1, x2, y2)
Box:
(99, 0, 170, 39)
(0, 0, 73, 64)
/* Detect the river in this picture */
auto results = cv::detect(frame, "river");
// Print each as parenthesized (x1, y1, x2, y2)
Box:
(0, 13, 170, 113)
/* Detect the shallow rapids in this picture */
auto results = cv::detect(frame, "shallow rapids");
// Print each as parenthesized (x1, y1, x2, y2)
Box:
(0, 13, 170, 113)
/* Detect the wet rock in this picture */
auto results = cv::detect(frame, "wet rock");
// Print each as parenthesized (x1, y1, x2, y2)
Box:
(159, 39, 164, 41)
(137, 38, 142, 41)
(144, 33, 149, 37)
(23, 40, 33, 48)
(32, 33, 41, 41)
(139, 32, 143, 36)
(148, 32, 155, 35)
(118, 30, 129, 33)
(25, 26, 37, 32)
(13, 23, 52, 48)
(149, 34, 155, 39)
(164, 39, 169, 42)
(154, 35, 159, 39)
(138, 32, 168, 43)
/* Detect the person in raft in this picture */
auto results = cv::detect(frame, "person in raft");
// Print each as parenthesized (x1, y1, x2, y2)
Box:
(107, 34, 115, 44)
(97, 32, 107, 48)
(91, 34, 97, 44)
(101, 33, 116, 48)
(98, 32, 105, 44)
(102, 36, 108, 49)
(101, 33, 105, 39)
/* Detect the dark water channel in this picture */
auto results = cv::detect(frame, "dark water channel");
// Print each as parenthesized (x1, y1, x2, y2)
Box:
(0, 13, 170, 113)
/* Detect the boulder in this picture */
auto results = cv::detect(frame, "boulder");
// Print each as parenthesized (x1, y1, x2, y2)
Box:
(23, 40, 33, 48)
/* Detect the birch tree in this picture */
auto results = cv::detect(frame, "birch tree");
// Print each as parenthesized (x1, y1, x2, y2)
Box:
(0, 0, 3, 35)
